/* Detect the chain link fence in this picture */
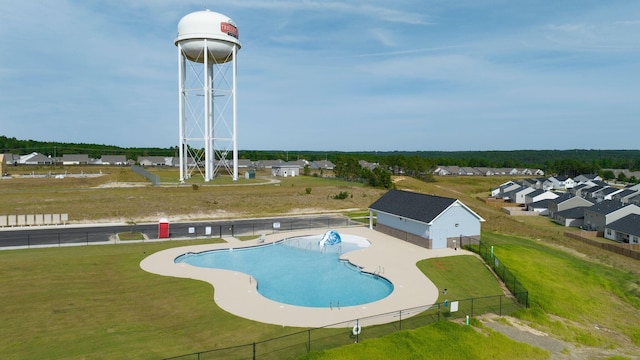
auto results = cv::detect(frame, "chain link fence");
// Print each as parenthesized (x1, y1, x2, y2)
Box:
(163, 293, 525, 360)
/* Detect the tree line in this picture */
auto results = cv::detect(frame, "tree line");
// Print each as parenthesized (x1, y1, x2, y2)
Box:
(3, 135, 639, 183)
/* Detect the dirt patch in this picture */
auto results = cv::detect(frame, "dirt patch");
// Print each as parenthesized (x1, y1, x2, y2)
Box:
(477, 314, 640, 360)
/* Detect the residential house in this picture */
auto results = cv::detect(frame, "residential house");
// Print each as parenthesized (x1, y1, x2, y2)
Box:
(271, 163, 300, 177)
(574, 174, 603, 183)
(505, 186, 536, 204)
(527, 199, 553, 215)
(256, 160, 284, 169)
(604, 214, 640, 244)
(548, 193, 593, 218)
(627, 193, 640, 206)
(612, 189, 640, 203)
(524, 189, 559, 205)
(459, 167, 480, 176)
(490, 180, 518, 197)
(61, 154, 89, 165)
(138, 156, 172, 166)
(582, 200, 640, 234)
(2, 153, 20, 166)
(368, 189, 485, 249)
(549, 175, 576, 190)
(571, 183, 595, 197)
(359, 160, 379, 171)
(474, 167, 496, 176)
(20, 152, 54, 165)
(234, 159, 254, 169)
(495, 182, 522, 199)
(554, 207, 589, 227)
(99, 155, 127, 165)
(593, 187, 625, 203)
(580, 185, 605, 201)
(310, 160, 334, 170)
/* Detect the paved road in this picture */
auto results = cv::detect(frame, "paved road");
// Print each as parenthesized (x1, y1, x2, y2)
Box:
(0, 215, 361, 248)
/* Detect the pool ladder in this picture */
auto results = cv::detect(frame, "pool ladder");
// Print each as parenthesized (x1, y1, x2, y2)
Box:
(330, 300, 341, 310)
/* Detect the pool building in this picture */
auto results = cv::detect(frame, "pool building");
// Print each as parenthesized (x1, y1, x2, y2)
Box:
(368, 189, 485, 250)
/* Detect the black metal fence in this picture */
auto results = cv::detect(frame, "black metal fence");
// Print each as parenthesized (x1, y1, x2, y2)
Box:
(477, 241, 529, 307)
(0, 217, 361, 249)
(163, 293, 525, 360)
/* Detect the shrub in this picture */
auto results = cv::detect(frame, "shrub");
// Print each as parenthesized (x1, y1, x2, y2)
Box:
(333, 191, 349, 200)
(305, 187, 312, 194)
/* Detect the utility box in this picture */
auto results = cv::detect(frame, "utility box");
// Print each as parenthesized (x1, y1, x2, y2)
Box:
(245, 170, 255, 179)
(158, 218, 170, 239)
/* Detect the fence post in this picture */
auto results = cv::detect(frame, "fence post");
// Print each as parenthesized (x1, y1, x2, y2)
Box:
(307, 329, 311, 353)
(253, 342, 256, 360)
(471, 298, 474, 317)
(499, 295, 503, 316)
(399, 310, 402, 330)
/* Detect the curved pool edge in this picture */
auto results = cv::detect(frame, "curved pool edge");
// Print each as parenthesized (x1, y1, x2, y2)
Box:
(140, 227, 470, 328)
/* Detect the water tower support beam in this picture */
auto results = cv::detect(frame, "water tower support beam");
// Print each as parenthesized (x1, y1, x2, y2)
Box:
(178, 43, 187, 183)
(204, 39, 214, 182)
(232, 44, 238, 181)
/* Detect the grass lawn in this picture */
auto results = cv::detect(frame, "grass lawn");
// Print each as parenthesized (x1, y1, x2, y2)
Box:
(117, 231, 145, 241)
(0, 240, 310, 359)
(481, 232, 640, 348)
(300, 320, 549, 360)
(417, 255, 504, 303)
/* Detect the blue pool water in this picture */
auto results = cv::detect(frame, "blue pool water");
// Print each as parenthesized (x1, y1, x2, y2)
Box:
(174, 235, 393, 308)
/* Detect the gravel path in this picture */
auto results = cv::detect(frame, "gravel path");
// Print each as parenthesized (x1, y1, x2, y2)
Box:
(479, 315, 640, 360)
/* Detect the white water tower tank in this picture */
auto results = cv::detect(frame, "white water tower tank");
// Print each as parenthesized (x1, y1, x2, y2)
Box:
(175, 9, 241, 63)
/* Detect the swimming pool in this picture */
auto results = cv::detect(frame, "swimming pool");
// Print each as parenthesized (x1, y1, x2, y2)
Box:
(174, 233, 394, 308)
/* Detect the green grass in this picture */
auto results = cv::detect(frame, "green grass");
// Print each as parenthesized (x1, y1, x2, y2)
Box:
(0, 241, 310, 359)
(417, 255, 504, 303)
(482, 232, 640, 347)
(117, 232, 145, 241)
(300, 320, 549, 360)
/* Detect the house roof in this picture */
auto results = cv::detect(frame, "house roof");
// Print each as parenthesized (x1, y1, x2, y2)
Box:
(369, 189, 484, 224)
(606, 214, 640, 237)
(614, 189, 638, 199)
(529, 199, 553, 208)
(527, 189, 545, 197)
(101, 155, 127, 163)
(556, 207, 588, 219)
(573, 183, 592, 191)
(61, 154, 89, 162)
(600, 187, 622, 196)
(549, 193, 573, 204)
(586, 200, 627, 215)
(582, 185, 604, 195)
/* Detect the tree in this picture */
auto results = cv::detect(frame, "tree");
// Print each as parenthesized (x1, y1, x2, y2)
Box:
(601, 170, 615, 181)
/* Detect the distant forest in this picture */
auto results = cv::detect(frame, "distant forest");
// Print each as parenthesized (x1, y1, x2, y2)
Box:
(2, 135, 640, 177)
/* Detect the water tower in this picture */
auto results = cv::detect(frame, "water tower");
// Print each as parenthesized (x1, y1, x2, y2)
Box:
(175, 9, 241, 182)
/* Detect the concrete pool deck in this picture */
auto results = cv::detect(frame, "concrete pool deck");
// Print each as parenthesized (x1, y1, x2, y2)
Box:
(140, 227, 472, 329)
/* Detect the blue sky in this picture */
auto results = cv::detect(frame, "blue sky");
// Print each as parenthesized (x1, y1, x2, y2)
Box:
(1, 1, 638, 151)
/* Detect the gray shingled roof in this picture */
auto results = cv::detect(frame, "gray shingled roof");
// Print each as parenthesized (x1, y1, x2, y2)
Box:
(529, 199, 552, 208)
(586, 200, 627, 215)
(606, 214, 640, 237)
(556, 207, 588, 219)
(549, 193, 573, 204)
(369, 189, 458, 224)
